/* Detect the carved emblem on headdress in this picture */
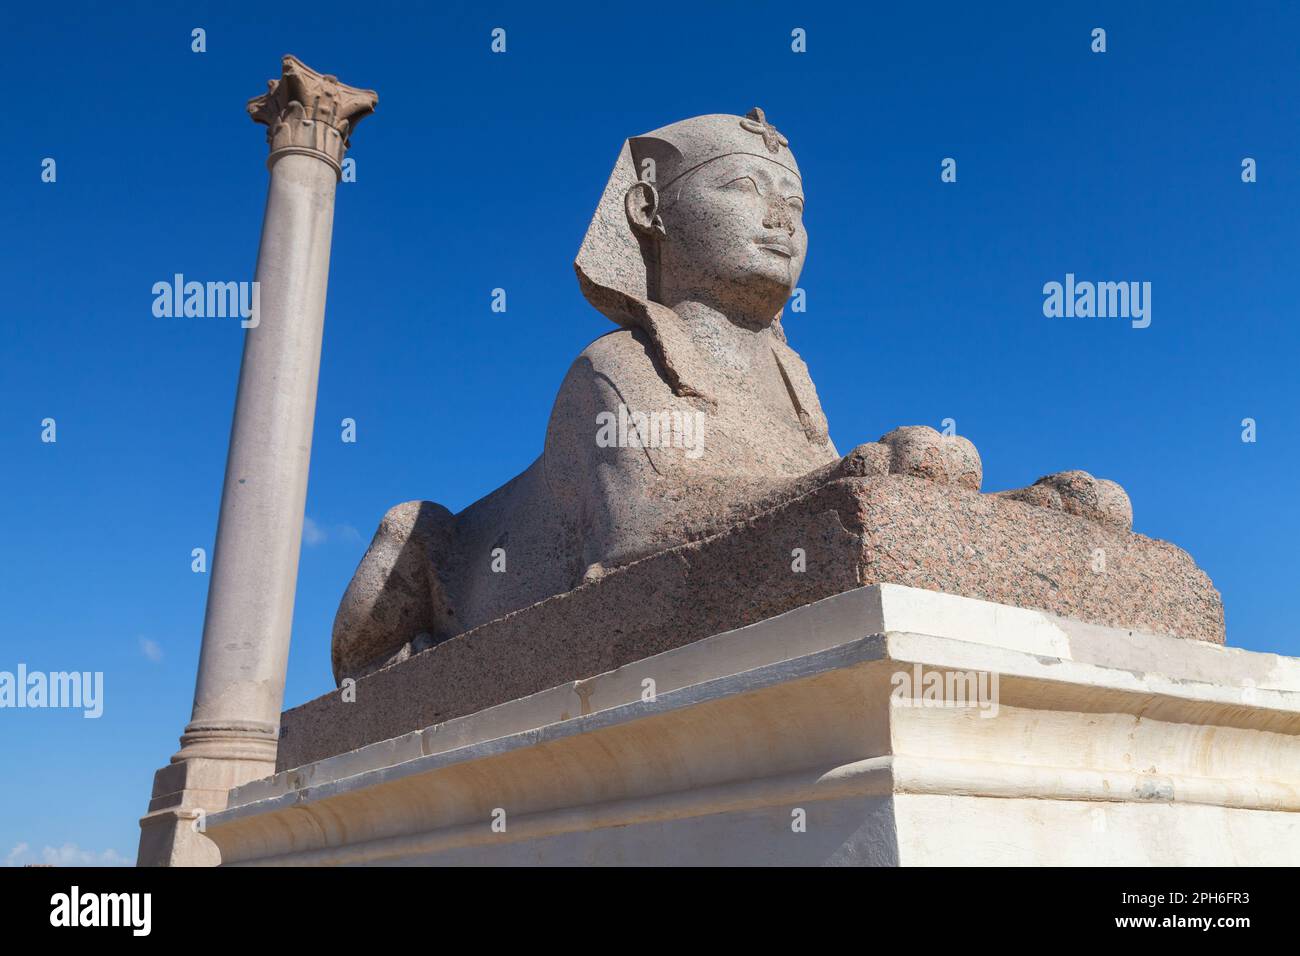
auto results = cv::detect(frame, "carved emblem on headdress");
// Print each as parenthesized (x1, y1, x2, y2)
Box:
(739, 107, 788, 153)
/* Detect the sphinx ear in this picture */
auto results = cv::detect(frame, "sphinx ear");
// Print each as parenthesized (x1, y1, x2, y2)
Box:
(624, 181, 666, 237)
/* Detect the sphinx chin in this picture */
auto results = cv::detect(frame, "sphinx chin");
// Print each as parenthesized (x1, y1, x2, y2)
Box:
(746, 250, 801, 297)
(731, 274, 798, 324)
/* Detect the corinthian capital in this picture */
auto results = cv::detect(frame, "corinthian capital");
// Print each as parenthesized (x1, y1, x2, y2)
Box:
(247, 54, 378, 176)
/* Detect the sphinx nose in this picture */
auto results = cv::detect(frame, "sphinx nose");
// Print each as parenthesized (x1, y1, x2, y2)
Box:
(762, 196, 796, 236)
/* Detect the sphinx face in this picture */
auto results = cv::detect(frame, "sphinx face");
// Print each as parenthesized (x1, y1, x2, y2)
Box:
(657, 153, 806, 324)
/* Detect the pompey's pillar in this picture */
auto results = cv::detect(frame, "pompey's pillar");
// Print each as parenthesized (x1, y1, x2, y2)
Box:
(137, 55, 377, 866)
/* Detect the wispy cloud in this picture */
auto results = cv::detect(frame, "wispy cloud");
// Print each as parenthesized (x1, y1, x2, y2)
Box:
(4, 843, 29, 867)
(138, 637, 163, 662)
(303, 516, 327, 546)
(4, 842, 130, 867)
(303, 517, 362, 547)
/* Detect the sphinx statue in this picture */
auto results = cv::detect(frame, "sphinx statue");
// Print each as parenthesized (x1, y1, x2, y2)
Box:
(331, 108, 1134, 680)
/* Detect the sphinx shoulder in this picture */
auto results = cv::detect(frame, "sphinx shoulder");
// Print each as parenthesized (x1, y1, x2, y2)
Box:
(542, 327, 682, 493)
(561, 327, 677, 407)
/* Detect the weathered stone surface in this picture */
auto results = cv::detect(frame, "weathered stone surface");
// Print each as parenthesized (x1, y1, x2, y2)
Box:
(282, 473, 1222, 772)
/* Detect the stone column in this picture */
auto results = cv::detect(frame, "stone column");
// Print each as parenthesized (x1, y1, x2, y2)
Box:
(137, 55, 377, 867)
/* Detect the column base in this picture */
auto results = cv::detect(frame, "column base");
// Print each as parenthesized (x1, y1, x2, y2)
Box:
(136, 753, 275, 867)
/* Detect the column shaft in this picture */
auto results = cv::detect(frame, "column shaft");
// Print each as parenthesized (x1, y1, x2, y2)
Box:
(181, 152, 337, 762)
(138, 54, 376, 866)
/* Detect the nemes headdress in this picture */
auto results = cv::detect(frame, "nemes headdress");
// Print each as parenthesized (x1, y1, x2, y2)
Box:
(574, 109, 826, 444)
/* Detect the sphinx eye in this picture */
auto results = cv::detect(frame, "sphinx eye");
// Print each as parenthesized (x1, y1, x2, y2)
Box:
(722, 176, 760, 194)
(786, 196, 805, 213)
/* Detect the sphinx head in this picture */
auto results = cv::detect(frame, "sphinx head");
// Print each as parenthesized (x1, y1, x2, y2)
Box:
(624, 109, 804, 329)
(625, 145, 805, 327)
(575, 109, 804, 337)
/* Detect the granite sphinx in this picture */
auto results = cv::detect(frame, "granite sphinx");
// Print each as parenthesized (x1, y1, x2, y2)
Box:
(330, 108, 1189, 684)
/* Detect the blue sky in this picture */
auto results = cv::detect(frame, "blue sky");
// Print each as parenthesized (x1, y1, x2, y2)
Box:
(2, 2, 1297, 864)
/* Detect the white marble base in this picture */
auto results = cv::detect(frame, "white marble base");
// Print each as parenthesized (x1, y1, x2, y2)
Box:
(201, 585, 1300, 866)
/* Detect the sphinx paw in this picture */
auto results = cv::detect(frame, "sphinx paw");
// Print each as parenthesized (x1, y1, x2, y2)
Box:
(873, 425, 982, 491)
(997, 470, 1132, 531)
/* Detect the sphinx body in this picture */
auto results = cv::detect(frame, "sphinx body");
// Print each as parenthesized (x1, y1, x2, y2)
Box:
(332, 108, 1129, 681)
(332, 318, 842, 679)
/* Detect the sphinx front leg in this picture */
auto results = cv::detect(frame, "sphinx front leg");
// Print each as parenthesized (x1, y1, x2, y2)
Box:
(993, 471, 1133, 531)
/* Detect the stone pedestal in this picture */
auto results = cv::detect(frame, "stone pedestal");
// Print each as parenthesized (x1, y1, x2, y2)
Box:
(138, 756, 252, 868)
(298, 473, 1224, 771)
(200, 584, 1300, 866)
